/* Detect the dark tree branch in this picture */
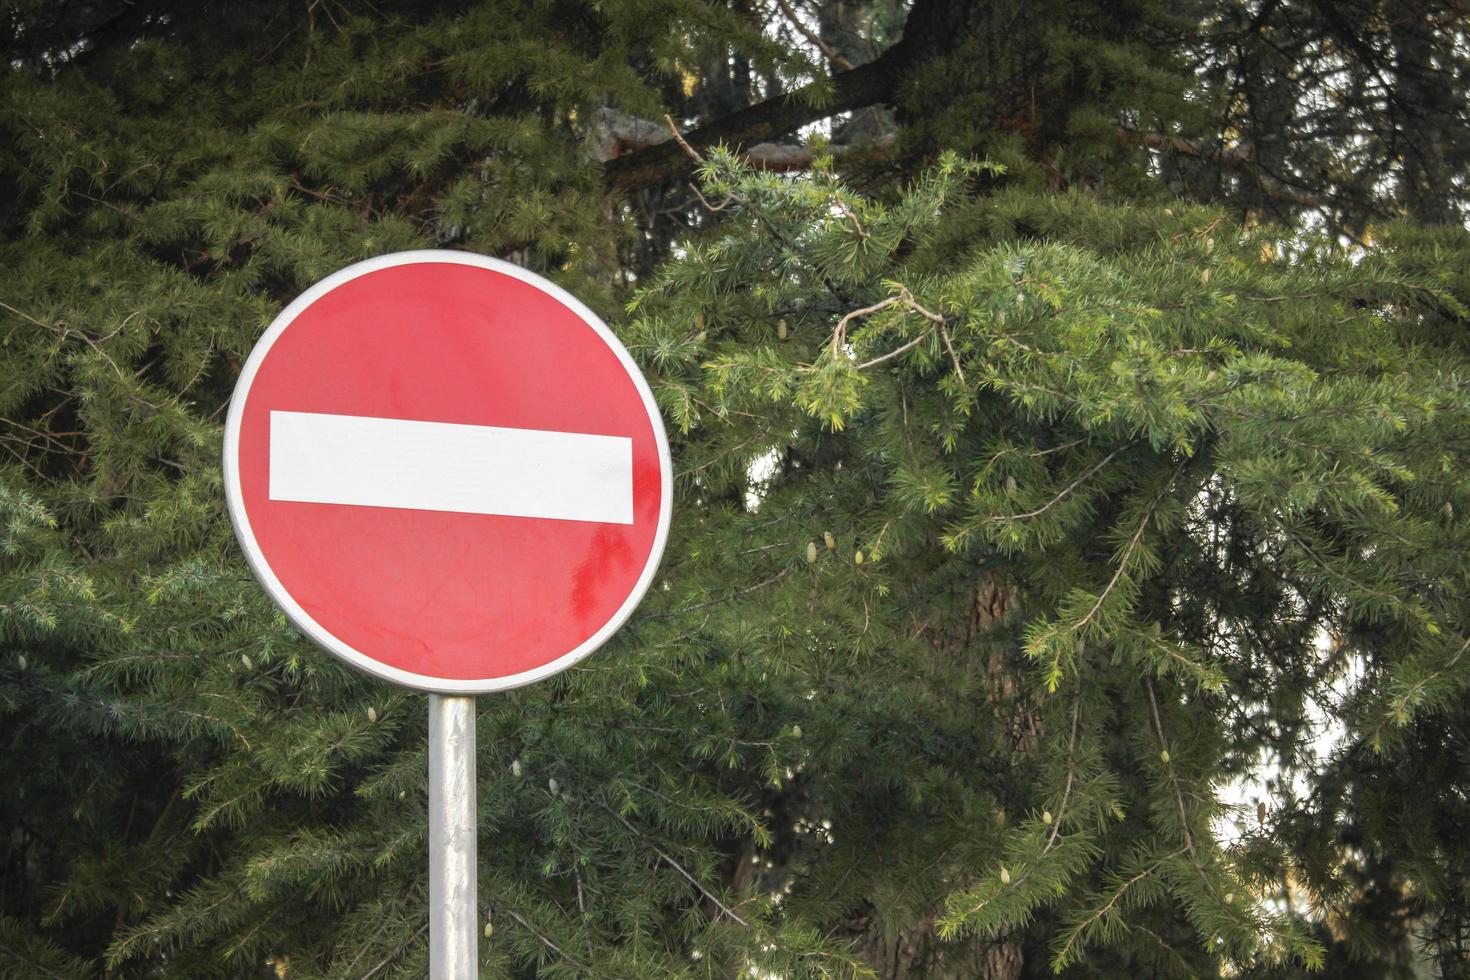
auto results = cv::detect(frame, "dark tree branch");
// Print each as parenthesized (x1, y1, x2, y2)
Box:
(592, 108, 896, 174)
(601, 0, 979, 189)
(1122, 128, 1324, 209)
(603, 39, 911, 190)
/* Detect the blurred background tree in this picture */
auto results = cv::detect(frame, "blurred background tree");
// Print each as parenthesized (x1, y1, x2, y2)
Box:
(1, 1, 1468, 977)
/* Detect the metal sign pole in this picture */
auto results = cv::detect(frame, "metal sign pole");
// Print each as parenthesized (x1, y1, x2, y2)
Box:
(429, 694, 478, 980)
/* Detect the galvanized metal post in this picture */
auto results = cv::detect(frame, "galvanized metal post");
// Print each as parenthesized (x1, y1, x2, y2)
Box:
(429, 695, 478, 980)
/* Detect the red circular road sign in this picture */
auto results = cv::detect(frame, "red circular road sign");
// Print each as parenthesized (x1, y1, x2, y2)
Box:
(223, 251, 672, 693)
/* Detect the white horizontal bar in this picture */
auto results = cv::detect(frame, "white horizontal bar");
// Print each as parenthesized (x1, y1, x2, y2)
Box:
(269, 411, 633, 524)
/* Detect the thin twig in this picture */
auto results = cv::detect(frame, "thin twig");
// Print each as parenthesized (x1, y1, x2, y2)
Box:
(676, 567, 790, 615)
(987, 442, 1135, 524)
(952, 692, 1083, 922)
(1053, 848, 1188, 966)
(978, 438, 1089, 477)
(831, 295, 903, 355)
(1125, 921, 1194, 975)
(1045, 697, 1082, 851)
(1073, 461, 1185, 634)
(1120, 625, 1219, 685)
(1392, 633, 1470, 716)
(358, 922, 430, 980)
(661, 114, 732, 214)
(1145, 678, 1196, 858)
(900, 288, 946, 324)
(828, 285, 954, 381)
(774, 0, 854, 69)
(500, 906, 594, 971)
(688, 182, 729, 213)
(600, 803, 749, 926)
(677, 432, 768, 479)
(830, 197, 867, 239)
(855, 332, 929, 370)
(664, 114, 705, 165)
(0, 300, 54, 329)
(937, 322, 966, 382)
(1074, 505, 1152, 632)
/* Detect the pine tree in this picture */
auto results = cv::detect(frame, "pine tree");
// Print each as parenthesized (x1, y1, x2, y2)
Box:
(622, 148, 1470, 975)
(1, 3, 851, 976)
(2, 2, 1468, 978)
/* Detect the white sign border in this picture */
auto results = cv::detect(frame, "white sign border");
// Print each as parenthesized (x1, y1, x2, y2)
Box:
(222, 250, 674, 694)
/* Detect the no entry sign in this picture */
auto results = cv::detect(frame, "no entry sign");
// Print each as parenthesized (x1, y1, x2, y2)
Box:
(223, 251, 672, 693)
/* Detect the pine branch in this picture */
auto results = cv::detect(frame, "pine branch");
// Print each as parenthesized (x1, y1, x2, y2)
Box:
(599, 802, 750, 927)
(499, 906, 593, 973)
(855, 331, 928, 371)
(674, 568, 790, 616)
(1052, 848, 1188, 969)
(1145, 679, 1196, 860)
(358, 922, 429, 980)
(1045, 698, 1083, 852)
(1071, 460, 1186, 640)
(824, 286, 950, 371)
(987, 442, 1137, 525)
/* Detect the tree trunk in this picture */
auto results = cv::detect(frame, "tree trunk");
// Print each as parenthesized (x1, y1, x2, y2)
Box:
(1389, 0, 1459, 225)
(854, 577, 1034, 980)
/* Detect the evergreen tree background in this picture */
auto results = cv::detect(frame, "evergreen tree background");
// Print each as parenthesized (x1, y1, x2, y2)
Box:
(2, 1, 1469, 976)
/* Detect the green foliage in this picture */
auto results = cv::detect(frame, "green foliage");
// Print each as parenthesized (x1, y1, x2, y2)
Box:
(3, 1, 1469, 978)
(625, 148, 1469, 973)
